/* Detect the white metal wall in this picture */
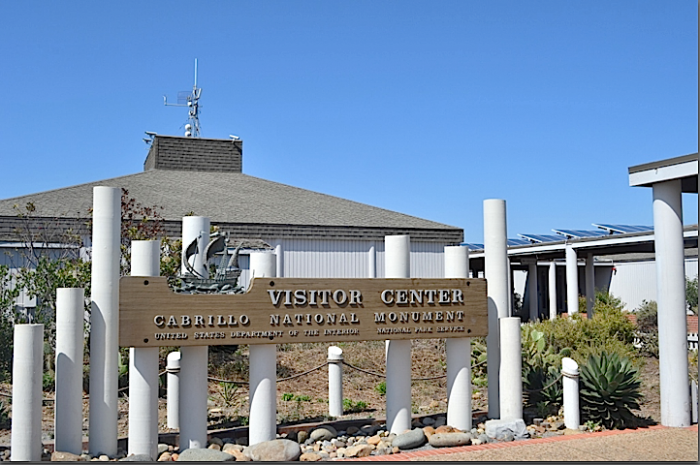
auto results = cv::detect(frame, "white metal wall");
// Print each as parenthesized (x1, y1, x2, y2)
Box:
(238, 238, 449, 289)
(609, 257, 698, 312)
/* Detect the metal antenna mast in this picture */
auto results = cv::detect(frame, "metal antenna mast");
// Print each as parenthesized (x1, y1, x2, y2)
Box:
(164, 59, 202, 137)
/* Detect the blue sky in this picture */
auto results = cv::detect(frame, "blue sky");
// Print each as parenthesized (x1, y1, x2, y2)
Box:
(1, 1, 697, 242)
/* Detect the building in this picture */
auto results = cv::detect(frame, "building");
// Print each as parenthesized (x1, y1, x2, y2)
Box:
(0, 135, 464, 308)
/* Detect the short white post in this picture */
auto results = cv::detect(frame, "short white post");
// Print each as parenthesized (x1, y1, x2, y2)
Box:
(368, 242, 376, 278)
(166, 351, 181, 429)
(653, 180, 690, 427)
(128, 240, 160, 459)
(565, 244, 579, 317)
(11, 324, 44, 462)
(179, 216, 210, 450)
(55, 288, 85, 455)
(445, 245, 472, 431)
(548, 261, 557, 321)
(585, 253, 595, 318)
(89, 186, 121, 457)
(527, 261, 538, 322)
(484, 199, 509, 419)
(328, 346, 344, 418)
(562, 357, 580, 430)
(498, 317, 522, 421)
(248, 252, 277, 445)
(385, 234, 412, 434)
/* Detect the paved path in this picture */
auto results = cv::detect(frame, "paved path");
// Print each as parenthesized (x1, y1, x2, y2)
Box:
(347, 424, 698, 462)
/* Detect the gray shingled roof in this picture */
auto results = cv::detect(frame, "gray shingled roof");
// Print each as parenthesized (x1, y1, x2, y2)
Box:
(0, 170, 458, 232)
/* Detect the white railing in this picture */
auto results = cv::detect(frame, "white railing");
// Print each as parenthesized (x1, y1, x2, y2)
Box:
(688, 333, 698, 351)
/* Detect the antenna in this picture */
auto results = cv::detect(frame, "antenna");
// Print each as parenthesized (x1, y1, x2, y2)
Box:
(164, 59, 202, 138)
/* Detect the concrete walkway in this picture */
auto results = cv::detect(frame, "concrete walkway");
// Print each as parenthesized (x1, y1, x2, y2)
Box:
(347, 424, 698, 462)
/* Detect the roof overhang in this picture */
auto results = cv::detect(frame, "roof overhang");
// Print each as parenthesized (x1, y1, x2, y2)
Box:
(467, 225, 698, 271)
(629, 153, 698, 193)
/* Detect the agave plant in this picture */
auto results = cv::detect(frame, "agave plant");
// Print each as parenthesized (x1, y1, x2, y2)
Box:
(580, 351, 642, 429)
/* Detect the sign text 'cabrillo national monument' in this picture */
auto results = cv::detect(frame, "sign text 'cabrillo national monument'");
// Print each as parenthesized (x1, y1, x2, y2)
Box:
(119, 277, 488, 346)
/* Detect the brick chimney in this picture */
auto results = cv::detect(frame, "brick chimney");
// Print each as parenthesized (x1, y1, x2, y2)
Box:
(144, 135, 242, 173)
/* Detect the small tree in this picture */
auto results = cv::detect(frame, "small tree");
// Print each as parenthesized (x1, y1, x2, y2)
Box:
(687, 275, 698, 315)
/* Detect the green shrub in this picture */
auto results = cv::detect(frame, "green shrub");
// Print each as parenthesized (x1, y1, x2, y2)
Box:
(687, 275, 698, 314)
(580, 351, 642, 429)
(342, 398, 367, 413)
(375, 381, 386, 396)
(689, 349, 698, 384)
(281, 392, 294, 402)
(521, 325, 568, 412)
(634, 300, 658, 358)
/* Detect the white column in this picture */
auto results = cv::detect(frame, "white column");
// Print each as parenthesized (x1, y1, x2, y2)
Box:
(585, 253, 595, 318)
(384, 234, 412, 434)
(55, 288, 85, 455)
(528, 261, 538, 322)
(166, 351, 181, 429)
(562, 357, 580, 430)
(445, 245, 472, 431)
(89, 186, 121, 457)
(128, 241, 160, 459)
(548, 262, 557, 321)
(11, 324, 44, 462)
(328, 346, 344, 418)
(499, 317, 522, 421)
(368, 242, 376, 278)
(483, 199, 509, 419)
(653, 180, 690, 427)
(275, 243, 284, 279)
(248, 252, 277, 445)
(565, 244, 579, 317)
(179, 216, 209, 449)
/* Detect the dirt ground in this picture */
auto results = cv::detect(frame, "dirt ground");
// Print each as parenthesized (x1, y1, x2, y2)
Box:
(0, 340, 664, 445)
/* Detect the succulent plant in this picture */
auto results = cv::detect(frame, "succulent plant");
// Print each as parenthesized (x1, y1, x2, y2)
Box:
(580, 351, 642, 429)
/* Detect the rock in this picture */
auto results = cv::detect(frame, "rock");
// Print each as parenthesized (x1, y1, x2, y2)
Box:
(157, 452, 172, 461)
(433, 416, 447, 428)
(234, 437, 248, 446)
(208, 443, 222, 451)
(310, 426, 337, 442)
(297, 431, 309, 444)
(336, 447, 346, 459)
(345, 444, 374, 458)
(436, 425, 460, 434)
(563, 428, 584, 435)
(209, 437, 224, 447)
(299, 452, 322, 461)
(170, 453, 179, 461)
(422, 426, 436, 438)
(551, 421, 565, 430)
(99, 455, 110, 461)
(52, 451, 87, 461)
(222, 443, 245, 455)
(472, 391, 482, 399)
(285, 431, 298, 442)
(485, 418, 529, 440)
(542, 431, 562, 438)
(367, 435, 382, 446)
(392, 446, 400, 454)
(330, 438, 346, 448)
(392, 428, 426, 450)
(471, 438, 482, 446)
(428, 432, 473, 447)
(346, 426, 360, 435)
(246, 439, 301, 462)
(360, 424, 379, 436)
(176, 449, 235, 461)
(229, 450, 251, 462)
(478, 434, 489, 444)
(157, 444, 170, 456)
(422, 416, 436, 426)
(119, 454, 154, 461)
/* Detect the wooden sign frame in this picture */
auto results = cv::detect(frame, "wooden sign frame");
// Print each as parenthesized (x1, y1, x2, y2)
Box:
(119, 277, 488, 347)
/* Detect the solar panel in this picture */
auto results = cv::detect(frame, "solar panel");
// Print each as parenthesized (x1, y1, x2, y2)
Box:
(553, 229, 610, 239)
(593, 224, 653, 234)
(461, 242, 484, 250)
(507, 238, 531, 246)
(518, 234, 564, 243)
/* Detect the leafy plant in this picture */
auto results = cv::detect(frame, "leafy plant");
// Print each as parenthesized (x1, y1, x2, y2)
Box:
(343, 398, 367, 413)
(521, 324, 568, 412)
(375, 381, 386, 396)
(579, 351, 642, 429)
(689, 349, 698, 384)
(687, 275, 698, 314)
(219, 382, 238, 407)
(634, 300, 658, 357)
(282, 392, 294, 402)
(294, 395, 311, 402)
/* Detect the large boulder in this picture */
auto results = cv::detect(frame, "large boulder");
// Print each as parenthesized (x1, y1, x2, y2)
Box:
(392, 428, 426, 450)
(176, 448, 235, 461)
(309, 426, 337, 442)
(51, 451, 87, 461)
(428, 432, 472, 447)
(246, 439, 301, 462)
(485, 418, 529, 441)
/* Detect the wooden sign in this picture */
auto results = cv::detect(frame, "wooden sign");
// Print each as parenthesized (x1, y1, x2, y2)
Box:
(119, 277, 488, 347)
